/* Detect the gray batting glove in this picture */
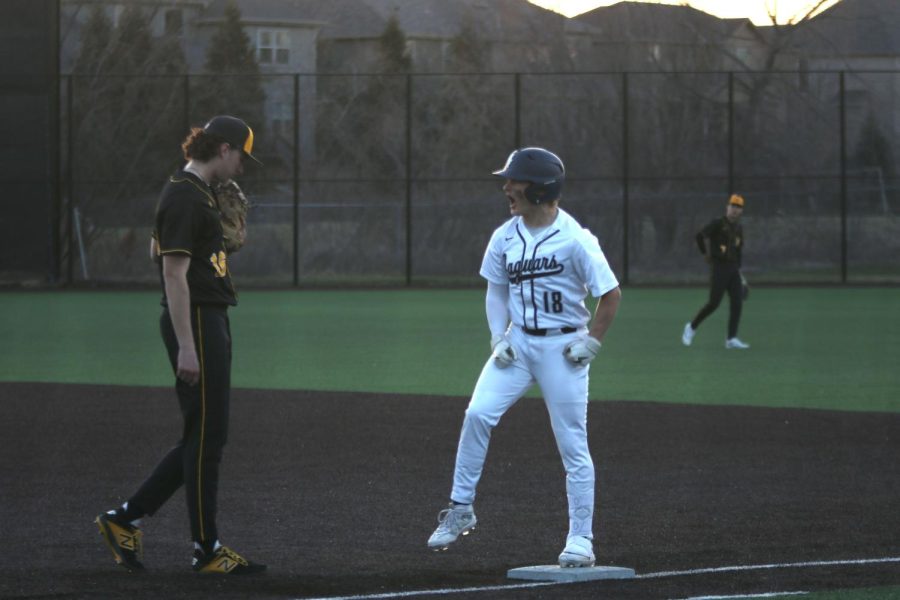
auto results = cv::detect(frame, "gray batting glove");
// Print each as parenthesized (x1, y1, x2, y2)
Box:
(491, 334, 518, 368)
(563, 336, 602, 367)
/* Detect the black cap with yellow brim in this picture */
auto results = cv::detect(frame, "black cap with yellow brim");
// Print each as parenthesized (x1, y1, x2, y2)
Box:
(203, 115, 263, 165)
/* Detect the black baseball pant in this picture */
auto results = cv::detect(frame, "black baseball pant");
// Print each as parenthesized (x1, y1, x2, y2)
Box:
(691, 262, 743, 339)
(128, 304, 231, 550)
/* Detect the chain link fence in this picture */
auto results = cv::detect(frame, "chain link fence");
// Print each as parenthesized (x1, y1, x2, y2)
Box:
(56, 70, 900, 287)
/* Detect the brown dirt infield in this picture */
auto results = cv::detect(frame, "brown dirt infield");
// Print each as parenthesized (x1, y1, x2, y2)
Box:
(1, 381, 900, 599)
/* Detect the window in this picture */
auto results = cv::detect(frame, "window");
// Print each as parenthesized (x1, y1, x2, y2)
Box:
(164, 9, 183, 36)
(258, 29, 290, 65)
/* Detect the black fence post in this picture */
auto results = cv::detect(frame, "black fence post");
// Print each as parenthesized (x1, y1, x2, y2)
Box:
(51, 75, 68, 284)
(66, 75, 74, 285)
(293, 74, 300, 287)
(405, 73, 413, 286)
(514, 73, 521, 148)
(183, 74, 190, 134)
(621, 72, 629, 285)
(47, 1, 61, 284)
(839, 71, 848, 283)
(728, 71, 734, 194)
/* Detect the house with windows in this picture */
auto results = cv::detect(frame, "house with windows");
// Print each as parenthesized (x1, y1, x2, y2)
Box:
(787, 0, 900, 207)
(306, 0, 572, 73)
(61, 0, 894, 172)
(573, 1, 768, 71)
(59, 0, 574, 169)
(61, 0, 320, 143)
(60, 0, 322, 73)
(791, 0, 900, 142)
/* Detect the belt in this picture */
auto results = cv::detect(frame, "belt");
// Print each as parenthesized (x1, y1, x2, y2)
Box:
(522, 326, 577, 337)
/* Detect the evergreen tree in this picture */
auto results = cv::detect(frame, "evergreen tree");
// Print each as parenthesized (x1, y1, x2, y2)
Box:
(414, 14, 499, 178)
(70, 3, 187, 234)
(72, 5, 112, 76)
(205, 1, 259, 74)
(109, 5, 154, 74)
(853, 111, 895, 177)
(851, 111, 897, 211)
(378, 14, 411, 73)
(448, 15, 486, 73)
(315, 15, 410, 180)
(195, 1, 265, 132)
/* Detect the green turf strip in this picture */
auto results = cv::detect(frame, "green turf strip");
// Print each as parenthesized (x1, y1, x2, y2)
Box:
(1, 288, 898, 412)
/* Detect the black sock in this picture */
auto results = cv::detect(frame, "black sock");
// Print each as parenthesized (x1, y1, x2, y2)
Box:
(200, 540, 218, 555)
(116, 502, 144, 524)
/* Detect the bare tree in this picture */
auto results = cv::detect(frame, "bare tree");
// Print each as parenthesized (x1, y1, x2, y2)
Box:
(69, 4, 186, 269)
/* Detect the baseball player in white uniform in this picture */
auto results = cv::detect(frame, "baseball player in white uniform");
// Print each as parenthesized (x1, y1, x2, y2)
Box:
(427, 147, 621, 568)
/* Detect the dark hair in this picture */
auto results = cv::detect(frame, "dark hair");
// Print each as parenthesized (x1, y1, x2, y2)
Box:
(181, 127, 229, 161)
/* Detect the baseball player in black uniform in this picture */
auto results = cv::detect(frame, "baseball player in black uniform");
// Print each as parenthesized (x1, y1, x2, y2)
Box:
(95, 116, 265, 574)
(682, 194, 750, 349)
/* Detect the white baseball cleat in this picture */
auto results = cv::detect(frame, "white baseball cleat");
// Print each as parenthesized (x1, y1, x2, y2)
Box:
(427, 503, 476, 551)
(559, 535, 595, 568)
(725, 337, 750, 349)
(682, 322, 695, 346)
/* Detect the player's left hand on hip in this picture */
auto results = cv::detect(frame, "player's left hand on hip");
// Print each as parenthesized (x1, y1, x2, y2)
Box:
(563, 336, 602, 366)
(491, 334, 518, 368)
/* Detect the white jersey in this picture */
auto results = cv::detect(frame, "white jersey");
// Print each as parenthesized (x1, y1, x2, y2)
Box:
(480, 208, 619, 330)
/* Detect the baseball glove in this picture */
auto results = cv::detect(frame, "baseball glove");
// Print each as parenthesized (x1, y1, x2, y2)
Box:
(217, 179, 250, 253)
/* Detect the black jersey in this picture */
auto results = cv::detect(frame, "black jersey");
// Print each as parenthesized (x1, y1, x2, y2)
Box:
(154, 170, 237, 306)
(696, 216, 743, 266)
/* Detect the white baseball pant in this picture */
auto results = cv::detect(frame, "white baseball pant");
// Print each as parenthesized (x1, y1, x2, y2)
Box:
(450, 325, 595, 540)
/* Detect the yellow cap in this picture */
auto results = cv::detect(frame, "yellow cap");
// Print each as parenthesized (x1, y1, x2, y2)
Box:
(729, 193, 744, 207)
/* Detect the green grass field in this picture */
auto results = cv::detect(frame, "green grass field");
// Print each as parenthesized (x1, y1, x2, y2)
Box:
(2, 287, 898, 412)
(3, 287, 900, 599)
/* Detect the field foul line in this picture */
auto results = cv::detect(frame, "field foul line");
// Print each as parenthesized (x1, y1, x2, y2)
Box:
(637, 555, 900, 579)
(294, 555, 900, 600)
(295, 581, 558, 600)
(672, 592, 808, 600)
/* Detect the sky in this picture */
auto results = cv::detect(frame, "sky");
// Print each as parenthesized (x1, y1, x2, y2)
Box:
(527, 0, 842, 25)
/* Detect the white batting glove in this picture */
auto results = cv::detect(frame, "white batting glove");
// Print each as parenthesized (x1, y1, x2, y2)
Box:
(490, 334, 518, 368)
(563, 336, 602, 367)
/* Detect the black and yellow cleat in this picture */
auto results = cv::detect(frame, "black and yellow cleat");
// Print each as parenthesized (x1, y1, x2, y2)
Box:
(95, 512, 144, 571)
(192, 545, 266, 575)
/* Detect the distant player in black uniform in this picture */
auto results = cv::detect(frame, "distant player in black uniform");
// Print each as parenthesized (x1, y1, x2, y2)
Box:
(682, 194, 750, 349)
(95, 116, 266, 574)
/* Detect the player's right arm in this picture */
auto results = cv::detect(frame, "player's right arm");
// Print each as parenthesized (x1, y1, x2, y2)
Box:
(485, 281, 509, 337)
(162, 254, 199, 386)
(486, 281, 516, 367)
(587, 286, 621, 342)
(480, 223, 516, 366)
(695, 231, 707, 256)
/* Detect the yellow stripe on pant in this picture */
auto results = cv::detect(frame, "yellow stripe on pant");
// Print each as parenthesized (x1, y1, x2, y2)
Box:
(196, 305, 207, 543)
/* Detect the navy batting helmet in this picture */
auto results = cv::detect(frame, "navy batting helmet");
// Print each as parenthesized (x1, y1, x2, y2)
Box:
(492, 147, 565, 204)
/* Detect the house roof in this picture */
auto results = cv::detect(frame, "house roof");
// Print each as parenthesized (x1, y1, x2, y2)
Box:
(200, 0, 568, 42)
(793, 0, 900, 57)
(574, 1, 754, 45)
(199, 0, 367, 30)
